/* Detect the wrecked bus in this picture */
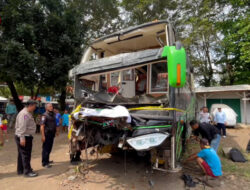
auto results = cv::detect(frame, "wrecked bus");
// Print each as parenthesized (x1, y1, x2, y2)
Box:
(69, 20, 195, 172)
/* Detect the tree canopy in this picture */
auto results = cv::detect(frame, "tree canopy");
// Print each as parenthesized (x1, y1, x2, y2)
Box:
(0, 0, 120, 110)
(119, 0, 250, 86)
(0, 0, 249, 110)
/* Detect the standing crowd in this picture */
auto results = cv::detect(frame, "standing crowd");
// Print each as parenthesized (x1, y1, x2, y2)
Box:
(0, 100, 70, 177)
(185, 106, 227, 180)
(199, 106, 227, 138)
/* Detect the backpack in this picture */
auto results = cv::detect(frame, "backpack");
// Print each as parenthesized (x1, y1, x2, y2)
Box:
(229, 148, 247, 162)
(247, 140, 250, 153)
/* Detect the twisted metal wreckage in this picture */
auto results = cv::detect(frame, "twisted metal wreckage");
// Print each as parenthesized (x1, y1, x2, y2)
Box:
(68, 20, 196, 174)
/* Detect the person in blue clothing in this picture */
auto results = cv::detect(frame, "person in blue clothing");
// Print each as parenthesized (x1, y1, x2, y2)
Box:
(185, 138, 222, 179)
(54, 108, 62, 128)
(5, 99, 17, 128)
(214, 107, 227, 138)
(62, 110, 69, 133)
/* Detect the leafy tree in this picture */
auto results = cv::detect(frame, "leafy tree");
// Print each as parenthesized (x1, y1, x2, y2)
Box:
(78, 0, 123, 41)
(0, 0, 40, 110)
(32, 0, 86, 110)
(37, 0, 121, 110)
(178, 0, 224, 86)
(0, 0, 121, 111)
(1, 0, 249, 113)
(216, 0, 250, 85)
(120, 0, 222, 86)
(120, 0, 178, 25)
(120, 0, 250, 87)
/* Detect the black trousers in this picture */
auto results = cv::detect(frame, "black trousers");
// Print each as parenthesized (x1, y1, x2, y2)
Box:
(36, 125, 40, 133)
(15, 135, 33, 175)
(42, 132, 55, 166)
(217, 123, 226, 136)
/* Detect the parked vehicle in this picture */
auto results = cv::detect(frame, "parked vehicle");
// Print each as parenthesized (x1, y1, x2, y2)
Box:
(69, 20, 195, 171)
(210, 104, 237, 127)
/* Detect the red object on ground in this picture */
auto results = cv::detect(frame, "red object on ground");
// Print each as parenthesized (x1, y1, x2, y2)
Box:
(201, 161, 217, 178)
(108, 86, 119, 94)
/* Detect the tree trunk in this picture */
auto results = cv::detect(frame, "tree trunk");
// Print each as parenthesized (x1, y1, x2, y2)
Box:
(34, 86, 40, 100)
(30, 89, 34, 99)
(6, 80, 24, 112)
(59, 87, 66, 111)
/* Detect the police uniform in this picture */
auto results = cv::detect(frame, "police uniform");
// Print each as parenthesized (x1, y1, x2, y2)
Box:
(41, 111, 57, 166)
(15, 107, 36, 175)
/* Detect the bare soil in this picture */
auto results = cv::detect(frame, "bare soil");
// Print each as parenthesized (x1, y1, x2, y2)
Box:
(0, 128, 249, 190)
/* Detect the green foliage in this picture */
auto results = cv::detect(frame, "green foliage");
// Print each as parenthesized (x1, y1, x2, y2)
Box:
(120, 0, 249, 86)
(179, 0, 224, 86)
(0, 0, 121, 110)
(120, 0, 178, 25)
(217, 0, 250, 85)
(34, 0, 86, 90)
(219, 151, 250, 179)
(0, 0, 249, 107)
(180, 0, 249, 86)
(78, 0, 122, 40)
(0, 86, 10, 98)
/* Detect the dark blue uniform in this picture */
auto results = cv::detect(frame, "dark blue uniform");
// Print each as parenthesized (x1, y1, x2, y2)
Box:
(41, 111, 57, 166)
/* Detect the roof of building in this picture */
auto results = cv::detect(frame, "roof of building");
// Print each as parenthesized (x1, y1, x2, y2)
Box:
(195, 84, 250, 93)
(0, 96, 8, 102)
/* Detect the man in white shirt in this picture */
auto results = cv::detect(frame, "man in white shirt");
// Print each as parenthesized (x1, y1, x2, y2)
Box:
(214, 107, 227, 138)
(200, 107, 211, 124)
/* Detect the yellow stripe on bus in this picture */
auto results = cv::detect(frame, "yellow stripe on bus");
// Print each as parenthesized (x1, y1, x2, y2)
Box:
(128, 106, 185, 112)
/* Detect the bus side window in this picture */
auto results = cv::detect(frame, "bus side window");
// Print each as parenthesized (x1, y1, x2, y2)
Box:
(150, 62, 168, 93)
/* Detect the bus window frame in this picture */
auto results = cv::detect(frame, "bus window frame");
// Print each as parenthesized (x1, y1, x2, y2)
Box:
(149, 62, 169, 94)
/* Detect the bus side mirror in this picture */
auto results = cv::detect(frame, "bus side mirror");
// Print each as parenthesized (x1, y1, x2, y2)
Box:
(161, 44, 186, 88)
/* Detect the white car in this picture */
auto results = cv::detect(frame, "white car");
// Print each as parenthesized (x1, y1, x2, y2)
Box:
(210, 104, 237, 127)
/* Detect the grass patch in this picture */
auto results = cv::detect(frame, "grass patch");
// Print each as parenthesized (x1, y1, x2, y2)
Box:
(181, 141, 200, 161)
(218, 148, 250, 179)
(220, 156, 250, 179)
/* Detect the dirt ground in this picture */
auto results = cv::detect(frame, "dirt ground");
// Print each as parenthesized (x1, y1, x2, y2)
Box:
(0, 128, 250, 190)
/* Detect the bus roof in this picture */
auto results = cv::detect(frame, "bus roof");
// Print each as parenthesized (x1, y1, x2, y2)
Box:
(89, 20, 169, 55)
(73, 48, 164, 77)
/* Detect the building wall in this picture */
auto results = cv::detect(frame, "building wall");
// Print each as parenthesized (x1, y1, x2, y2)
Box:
(196, 92, 250, 124)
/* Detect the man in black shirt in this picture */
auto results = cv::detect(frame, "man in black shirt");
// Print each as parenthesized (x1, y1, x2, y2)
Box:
(190, 120, 221, 152)
(41, 103, 59, 168)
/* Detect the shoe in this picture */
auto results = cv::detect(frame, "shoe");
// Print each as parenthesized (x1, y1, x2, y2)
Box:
(24, 171, 38, 177)
(181, 174, 197, 187)
(43, 164, 52, 168)
(49, 160, 54, 164)
(17, 172, 23, 175)
(223, 136, 226, 138)
(70, 161, 79, 165)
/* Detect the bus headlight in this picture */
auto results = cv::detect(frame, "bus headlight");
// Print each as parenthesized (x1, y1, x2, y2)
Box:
(127, 133, 169, 151)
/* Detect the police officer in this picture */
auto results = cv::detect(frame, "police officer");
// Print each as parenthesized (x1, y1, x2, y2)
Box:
(41, 103, 59, 168)
(15, 100, 38, 177)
